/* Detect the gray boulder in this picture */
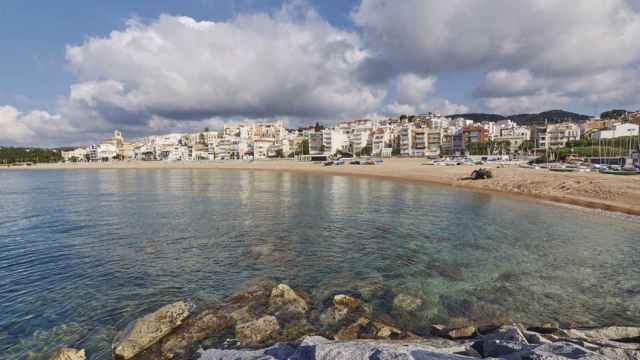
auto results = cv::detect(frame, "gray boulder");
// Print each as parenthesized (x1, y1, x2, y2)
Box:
(198, 336, 486, 360)
(568, 327, 640, 342)
(597, 347, 640, 360)
(521, 341, 609, 360)
(473, 325, 530, 357)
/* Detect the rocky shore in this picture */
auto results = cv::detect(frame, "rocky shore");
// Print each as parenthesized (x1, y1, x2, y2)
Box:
(49, 282, 640, 360)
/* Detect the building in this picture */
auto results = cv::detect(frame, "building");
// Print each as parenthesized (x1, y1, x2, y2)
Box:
(62, 148, 89, 162)
(462, 124, 489, 147)
(593, 123, 639, 140)
(546, 122, 581, 149)
(399, 125, 413, 156)
(254, 138, 275, 159)
(308, 132, 324, 155)
(412, 128, 426, 157)
(97, 143, 118, 161)
(426, 128, 443, 155)
(495, 126, 531, 153)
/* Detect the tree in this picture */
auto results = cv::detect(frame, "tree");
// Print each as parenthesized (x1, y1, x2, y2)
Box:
(519, 140, 535, 154)
(296, 139, 310, 155)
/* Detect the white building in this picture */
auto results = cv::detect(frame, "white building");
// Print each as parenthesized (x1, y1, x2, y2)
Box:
(62, 148, 89, 162)
(546, 123, 581, 149)
(593, 123, 639, 139)
(97, 143, 118, 161)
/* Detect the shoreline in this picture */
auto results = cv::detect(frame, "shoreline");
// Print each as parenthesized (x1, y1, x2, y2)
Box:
(3, 158, 640, 217)
(55, 281, 640, 360)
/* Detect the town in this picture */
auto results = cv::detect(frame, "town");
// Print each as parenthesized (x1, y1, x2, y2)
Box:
(60, 111, 640, 170)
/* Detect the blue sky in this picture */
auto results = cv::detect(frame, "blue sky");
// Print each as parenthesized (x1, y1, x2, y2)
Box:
(2, 0, 640, 146)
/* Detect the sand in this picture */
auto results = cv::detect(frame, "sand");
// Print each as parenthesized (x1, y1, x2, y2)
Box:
(3, 158, 640, 216)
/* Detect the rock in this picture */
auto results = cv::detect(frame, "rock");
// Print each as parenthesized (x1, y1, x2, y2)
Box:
(160, 309, 234, 359)
(334, 317, 408, 341)
(372, 321, 404, 340)
(226, 284, 272, 311)
(50, 347, 86, 360)
(235, 315, 280, 346)
(442, 326, 477, 340)
(112, 301, 190, 360)
(269, 284, 309, 318)
(568, 327, 640, 342)
(333, 294, 360, 310)
(318, 294, 363, 327)
(431, 324, 448, 334)
(528, 322, 560, 334)
(483, 339, 531, 358)
(198, 342, 298, 360)
(473, 324, 529, 357)
(229, 305, 253, 324)
(524, 341, 609, 360)
(524, 330, 553, 345)
(334, 317, 371, 341)
(392, 294, 423, 313)
(279, 319, 315, 342)
(597, 347, 640, 360)
(198, 336, 481, 360)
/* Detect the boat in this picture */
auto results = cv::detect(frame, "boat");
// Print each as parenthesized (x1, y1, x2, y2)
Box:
(350, 160, 361, 165)
(375, 159, 384, 164)
(322, 161, 334, 166)
(334, 159, 345, 166)
(366, 159, 376, 165)
(599, 168, 640, 176)
(549, 167, 577, 172)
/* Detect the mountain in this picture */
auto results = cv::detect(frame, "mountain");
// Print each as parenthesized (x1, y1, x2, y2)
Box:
(447, 109, 592, 126)
(600, 109, 630, 119)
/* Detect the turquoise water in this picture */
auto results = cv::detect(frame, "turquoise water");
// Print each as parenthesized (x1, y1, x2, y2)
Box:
(1, 169, 639, 359)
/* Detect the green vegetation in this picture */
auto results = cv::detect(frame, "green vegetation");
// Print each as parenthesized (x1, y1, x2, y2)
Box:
(448, 110, 591, 126)
(466, 140, 512, 155)
(296, 139, 310, 155)
(600, 109, 628, 120)
(0, 147, 63, 164)
(532, 136, 639, 163)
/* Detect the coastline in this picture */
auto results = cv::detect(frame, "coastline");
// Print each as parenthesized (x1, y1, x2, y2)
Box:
(3, 158, 640, 216)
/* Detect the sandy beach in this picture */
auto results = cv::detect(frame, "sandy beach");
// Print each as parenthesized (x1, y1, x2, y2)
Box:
(4, 158, 640, 216)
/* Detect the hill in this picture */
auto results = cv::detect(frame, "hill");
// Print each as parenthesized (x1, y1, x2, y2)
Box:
(447, 109, 592, 126)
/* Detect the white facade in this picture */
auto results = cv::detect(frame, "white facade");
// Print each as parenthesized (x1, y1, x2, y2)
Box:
(97, 143, 118, 161)
(593, 123, 639, 139)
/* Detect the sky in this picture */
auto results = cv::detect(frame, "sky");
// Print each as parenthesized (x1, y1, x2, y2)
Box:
(1, 0, 640, 146)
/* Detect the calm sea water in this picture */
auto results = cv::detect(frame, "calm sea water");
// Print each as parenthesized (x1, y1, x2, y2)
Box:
(1, 169, 639, 359)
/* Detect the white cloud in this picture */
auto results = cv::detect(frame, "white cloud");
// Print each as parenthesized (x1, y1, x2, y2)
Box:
(0, 106, 76, 146)
(485, 92, 571, 115)
(353, 0, 640, 77)
(395, 74, 436, 105)
(354, 0, 640, 114)
(384, 99, 468, 116)
(64, 5, 384, 122)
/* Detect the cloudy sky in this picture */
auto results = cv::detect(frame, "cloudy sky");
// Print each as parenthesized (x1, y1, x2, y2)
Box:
(2, 0, 640, 146)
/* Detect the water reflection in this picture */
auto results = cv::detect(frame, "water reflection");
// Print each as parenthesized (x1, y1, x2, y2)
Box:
(0, 169, 639, 359)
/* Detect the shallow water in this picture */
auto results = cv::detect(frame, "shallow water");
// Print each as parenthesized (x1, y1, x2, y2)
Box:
(1, 169, 639, 359)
